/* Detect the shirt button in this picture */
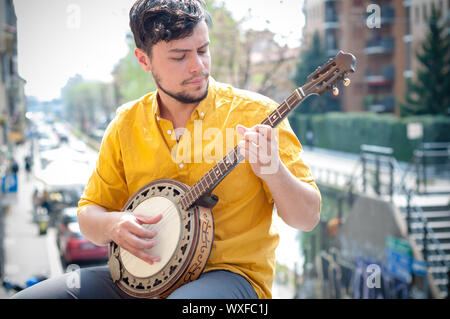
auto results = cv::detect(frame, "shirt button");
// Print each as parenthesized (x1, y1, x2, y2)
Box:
(167, 130, 172, 135)
(179, 163, 184, 169)
(200, 112, 205, 118)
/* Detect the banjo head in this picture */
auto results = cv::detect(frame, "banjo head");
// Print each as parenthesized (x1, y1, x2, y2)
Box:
(108, 179, 214, 298)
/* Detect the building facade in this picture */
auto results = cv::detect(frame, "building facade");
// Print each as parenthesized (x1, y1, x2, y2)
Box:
(302, 0, 450, 114)
(0, 0, 26, 148)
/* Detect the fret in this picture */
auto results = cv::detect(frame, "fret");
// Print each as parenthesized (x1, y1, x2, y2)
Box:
(285, 98, 291, 110)
(186, 192, 193, 206)
(270, 112, 278, 124)
(235, 148, 244, 162)
(279, 104, 289, 117)
(287, 95, 298, 108)
(195, 183, 202, 198)
(228, 152, 236, 165)
(192, 186, 198, 199)
(276, 108, 282, 120)
(224, 153, 232, 165)
(199, 178, 206, 194)
(213, 166, 220, 179)
(203, 177, 209, 191)
(267, 116, 274, 127)
(219, 161, 227, 175)
(206, 171, 213, 186)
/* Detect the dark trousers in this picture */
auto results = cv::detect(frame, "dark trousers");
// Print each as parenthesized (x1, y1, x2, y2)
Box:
(11, 266, 258, 299)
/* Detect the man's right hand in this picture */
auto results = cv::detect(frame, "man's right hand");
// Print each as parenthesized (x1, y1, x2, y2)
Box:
(110, 212, 163, 265)
(78, 205, 163, 266)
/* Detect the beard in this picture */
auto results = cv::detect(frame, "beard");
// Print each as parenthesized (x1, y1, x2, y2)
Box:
(153, 72, 210, 104)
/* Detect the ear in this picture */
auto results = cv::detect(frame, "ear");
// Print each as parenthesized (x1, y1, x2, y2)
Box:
(135, 48, 152, 72)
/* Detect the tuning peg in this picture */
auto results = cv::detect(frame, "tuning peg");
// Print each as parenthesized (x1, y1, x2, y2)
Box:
(332, 86, 340, 96)
(343, 78, 351, 87)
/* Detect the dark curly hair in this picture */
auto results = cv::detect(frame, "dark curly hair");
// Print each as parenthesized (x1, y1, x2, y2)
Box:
(129, 0, 211, 56)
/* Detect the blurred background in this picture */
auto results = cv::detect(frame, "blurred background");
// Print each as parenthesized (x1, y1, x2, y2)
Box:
(0, 0, 449, 299)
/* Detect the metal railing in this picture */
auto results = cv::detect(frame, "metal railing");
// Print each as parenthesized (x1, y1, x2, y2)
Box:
(310, 144, 449, 298)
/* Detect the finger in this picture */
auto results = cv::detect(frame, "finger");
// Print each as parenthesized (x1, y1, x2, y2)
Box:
(129, 222, 158, 240)
(236, 124, 247, 136)
(126, 231, 157, 251)
(239, 140, 260, 164)
(241, 139, 274, 165)
(236, 124, 258, 136)
(126, 246, 159, 265)
(241, 146, 260, 165)
(135, 213, 163, 226)
(117, 237, 159, 265)
(255, 125, 273, 141)
(243, 132, 261, 147)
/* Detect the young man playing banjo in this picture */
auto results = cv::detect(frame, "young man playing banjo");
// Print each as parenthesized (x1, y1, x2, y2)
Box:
(13, 0, 321, 299)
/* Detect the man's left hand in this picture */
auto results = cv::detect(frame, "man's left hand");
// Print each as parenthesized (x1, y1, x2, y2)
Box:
(236, 124, 281, 180)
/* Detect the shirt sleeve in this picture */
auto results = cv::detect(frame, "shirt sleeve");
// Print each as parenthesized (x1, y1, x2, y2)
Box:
(261, 117, 322, 213)
(77, 118, 129, 215)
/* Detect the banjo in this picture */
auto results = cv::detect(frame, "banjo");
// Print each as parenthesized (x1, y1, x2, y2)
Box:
(108, 50, 356, 298)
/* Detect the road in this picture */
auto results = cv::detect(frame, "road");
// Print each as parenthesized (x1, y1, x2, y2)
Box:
(0, 124, 101, 298)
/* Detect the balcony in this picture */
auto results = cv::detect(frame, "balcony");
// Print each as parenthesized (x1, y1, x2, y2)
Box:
(364, 95, 396, 113)
(365, 65, 395, 86)
(365, 37, 395, 55)
(381, 6, 395, 24)
(0, 24, 17, 54)
(324, 7, 339, 29)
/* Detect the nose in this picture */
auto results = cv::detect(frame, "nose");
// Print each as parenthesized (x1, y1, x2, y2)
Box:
(189, 53, 204, 75)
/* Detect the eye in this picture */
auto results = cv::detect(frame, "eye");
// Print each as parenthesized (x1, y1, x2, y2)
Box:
(171, 56, 185, 61)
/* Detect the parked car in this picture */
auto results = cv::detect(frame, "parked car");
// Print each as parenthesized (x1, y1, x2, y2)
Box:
(56, 207, 108, 266)
(32, 184, 84, 227)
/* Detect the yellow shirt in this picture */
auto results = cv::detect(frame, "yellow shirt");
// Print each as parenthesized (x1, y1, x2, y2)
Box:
(78, 77, 320, 299)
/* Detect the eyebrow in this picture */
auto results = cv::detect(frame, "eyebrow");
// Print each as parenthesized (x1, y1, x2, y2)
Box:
(168, 41, 210, 53)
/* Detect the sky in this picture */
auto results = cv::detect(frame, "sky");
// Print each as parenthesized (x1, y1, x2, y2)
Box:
(13, 0, 305, 102)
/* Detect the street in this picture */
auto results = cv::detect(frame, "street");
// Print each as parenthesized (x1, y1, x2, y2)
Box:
(0, 120, 102, 298)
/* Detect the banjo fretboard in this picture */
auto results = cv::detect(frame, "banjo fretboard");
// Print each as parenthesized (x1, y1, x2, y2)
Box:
(179, 87, 306, 211)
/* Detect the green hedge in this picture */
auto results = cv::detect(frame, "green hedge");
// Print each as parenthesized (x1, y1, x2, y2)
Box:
(288, 112, 450, 162)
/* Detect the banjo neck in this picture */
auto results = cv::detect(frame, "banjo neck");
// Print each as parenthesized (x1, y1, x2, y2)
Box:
(179, 50, 356, 211)
(179, 86, 308, 211)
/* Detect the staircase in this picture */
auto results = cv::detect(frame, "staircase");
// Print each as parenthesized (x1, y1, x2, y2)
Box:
(395, 194, 450, 298)
(309, 143, 450, 298)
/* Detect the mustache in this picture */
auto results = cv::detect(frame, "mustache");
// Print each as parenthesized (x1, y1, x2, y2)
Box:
(182, 73, 210, 85)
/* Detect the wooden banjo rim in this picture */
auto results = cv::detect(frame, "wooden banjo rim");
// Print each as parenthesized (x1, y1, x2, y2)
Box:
(109, 178, 214, 298)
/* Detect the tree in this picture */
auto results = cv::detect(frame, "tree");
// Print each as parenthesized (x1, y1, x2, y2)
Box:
(112, 35, 157, 106)
(61, 75, 115, 133)
(292, 32, 340, 114)
(400, 5, 450, 117)
(206, 0, 246, 86)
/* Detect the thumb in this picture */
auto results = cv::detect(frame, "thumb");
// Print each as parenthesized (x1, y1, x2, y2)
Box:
(236, 124, 248, 136)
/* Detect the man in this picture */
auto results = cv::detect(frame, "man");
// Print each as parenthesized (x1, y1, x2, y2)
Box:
(13, 0, 320, 299)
